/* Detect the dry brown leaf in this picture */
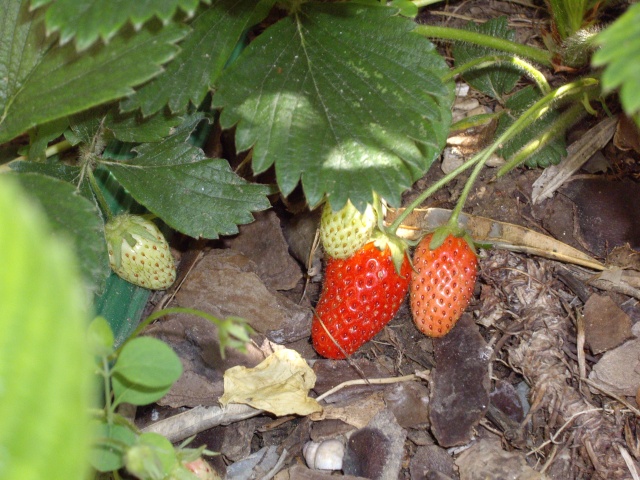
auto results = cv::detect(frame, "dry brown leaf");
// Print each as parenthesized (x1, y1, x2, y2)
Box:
(219, 348, 322, 416)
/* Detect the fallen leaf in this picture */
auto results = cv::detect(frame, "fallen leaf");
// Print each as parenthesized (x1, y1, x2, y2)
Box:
(219, 348, 322, 416)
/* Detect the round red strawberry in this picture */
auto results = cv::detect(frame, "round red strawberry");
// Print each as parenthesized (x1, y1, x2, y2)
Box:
(410, 233, 477, 337)
(312, 238, 411, 359)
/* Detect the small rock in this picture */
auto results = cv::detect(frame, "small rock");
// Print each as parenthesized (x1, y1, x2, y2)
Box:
(383, 381, 430, 429)
(441, 147, 465, 174)
(589, 336, 640, 397)
(410, 444, 456, 480)
(583, 293, 633, 354)
(343, 409, 407, 480)
(455, 436, 544, 480)
(430, 314, 491, 447)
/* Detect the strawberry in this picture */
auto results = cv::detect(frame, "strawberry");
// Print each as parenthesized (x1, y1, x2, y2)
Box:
(104, 214, 176, 290)
(320, 200, 377, 259)
(410, 232, 477, 337)
(312, 235, 411, 359)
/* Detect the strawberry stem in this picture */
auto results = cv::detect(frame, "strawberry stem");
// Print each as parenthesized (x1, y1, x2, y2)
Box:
(388, 77, 599, 238)
(88, 169, 114, 221)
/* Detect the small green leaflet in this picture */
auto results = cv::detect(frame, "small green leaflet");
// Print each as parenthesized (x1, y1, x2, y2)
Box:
(452, 17, 521, 102)
(105, 114, 271, 239)
(0, 14, 187, 143)
(213, 2, 453, 212)
(593, 2, 640, 127)
(33, 0, 204, 51)
(121, 0, 276, 116)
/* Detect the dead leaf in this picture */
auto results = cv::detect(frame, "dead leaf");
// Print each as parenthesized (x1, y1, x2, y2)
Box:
(219, 348, 322, 416)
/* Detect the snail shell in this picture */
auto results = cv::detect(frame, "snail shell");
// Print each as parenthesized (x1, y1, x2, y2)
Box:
(303, 439, 345, 470)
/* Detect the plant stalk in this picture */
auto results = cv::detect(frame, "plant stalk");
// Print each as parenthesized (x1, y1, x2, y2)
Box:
(445, 54, 551, 94)
(415, 25, 553, 67)
(88, 169, 114, 221)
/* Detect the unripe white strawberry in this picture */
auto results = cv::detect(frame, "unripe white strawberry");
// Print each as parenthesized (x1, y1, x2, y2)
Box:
(104, 214, 176, 290)
(320, 200, 377, 259)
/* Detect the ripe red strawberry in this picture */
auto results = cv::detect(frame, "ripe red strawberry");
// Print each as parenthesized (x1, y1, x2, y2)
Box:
(104, 214, 176, 290)
(312, 238, 411, 359)
(410, 233, 477, 337)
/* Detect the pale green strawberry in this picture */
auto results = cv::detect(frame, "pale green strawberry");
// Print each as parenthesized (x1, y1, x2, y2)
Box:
(104, 214, 176, 290)
(320, 200, 377, 259)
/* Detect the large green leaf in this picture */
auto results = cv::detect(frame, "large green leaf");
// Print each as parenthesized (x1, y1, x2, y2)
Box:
(121, 0, 275, 116)
(0, 174, 93, 480)
(32, 0, 204, 51)
(105, 114, 271, 238)
(592, 2, 640, 126)
(0, 15, 188, 143)
(12, 172, 110, 296)
(452, 17, 521, 102)
(213, 2, 453, 211)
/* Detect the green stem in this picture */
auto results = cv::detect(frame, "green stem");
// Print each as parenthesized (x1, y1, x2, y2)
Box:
(445, 54, 551, 94)
(388, 77, 599, 234)
(88, 169, 114, 221)
(496, 102, 588, 177)
(114, 307, 224, 356)
(102, 356, 114, 423)
(449, 77, 598, 225)
(388, 152, 482, 234)
(415, 25, 553, 67)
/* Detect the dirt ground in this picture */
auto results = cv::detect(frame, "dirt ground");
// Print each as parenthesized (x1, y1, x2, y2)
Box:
(134, 1, 640, 479)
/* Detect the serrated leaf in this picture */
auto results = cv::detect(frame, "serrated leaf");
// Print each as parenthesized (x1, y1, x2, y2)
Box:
(122, 0, 275, 116)
(213, 2, 453, 211)
(0, 19, 188, 143)
(105, 109, 185, 143)
(496, 86, 566, 168)
(593, 2, 640, 125)
(452, 17, 522, 101)
(38, 0, 203, 51)
(113, 336, 182, 387)
(0, 174, 92, 480)
(12, 172, 110, 296)
(0, 1, 53, 109)
(104, 114, 271, 239)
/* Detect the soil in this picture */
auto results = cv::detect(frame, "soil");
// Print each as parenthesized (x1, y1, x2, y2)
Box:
(134, 1, 640, 479)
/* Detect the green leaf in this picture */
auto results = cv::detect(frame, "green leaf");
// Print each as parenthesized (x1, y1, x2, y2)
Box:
(105, 114, 271, 239)
(10, 160, 94, 199)
(122, 0, 275, 116)
(0, 1, 54, 110)
(25, 118, 70, 162)
(12, 172, 110, 296)
(213, 2, 453, 211)
(36, 0, 203, 51)
(113, 336, 182, 388)
(592, 2, 640, 126)
(0, 17, 188, 143)
(126, 433, 178, 479)
(0, 174, 93, 480)
(452, 17, 521, 101)
(112, 374, 174, 407)
(90, 421, 137, 472)
(105, 109, 185, 143)
(87, 316, 115, 356)
(496, 86, 566, 168)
